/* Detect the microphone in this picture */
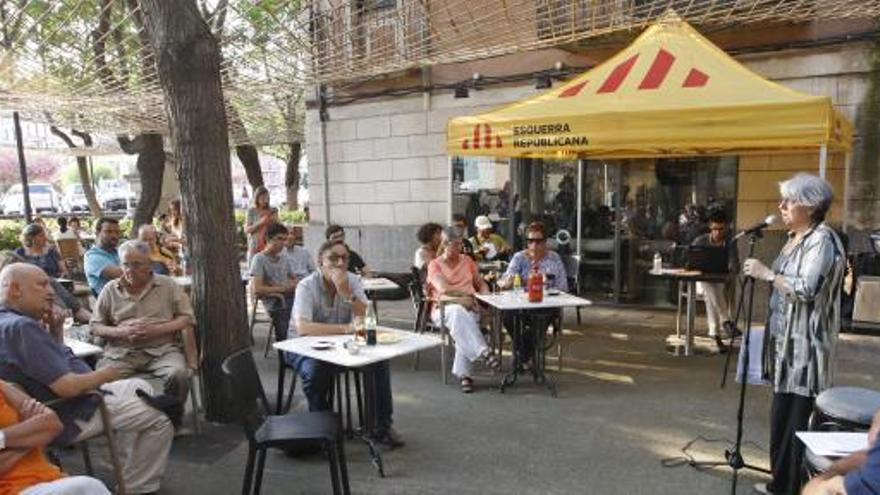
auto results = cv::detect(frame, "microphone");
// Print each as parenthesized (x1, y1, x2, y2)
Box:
(732, 215, 778, 241)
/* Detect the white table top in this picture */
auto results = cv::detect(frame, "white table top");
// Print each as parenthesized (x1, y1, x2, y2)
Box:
(64, 337, 103, 358)
(475, 291, 592, 311)
(273, 327, 441, 368)
(173, 272, 249, 288)
(362, 277, 399, 292)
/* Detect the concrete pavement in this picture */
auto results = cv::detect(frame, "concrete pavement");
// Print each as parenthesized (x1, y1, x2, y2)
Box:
(58, 301, 880, 494)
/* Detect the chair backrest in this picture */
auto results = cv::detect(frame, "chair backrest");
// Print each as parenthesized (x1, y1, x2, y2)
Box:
(56, 238, 81, 259)
(409, 266, 429, 332)
(408, 266, 426, 303)
(583, 238, 615, 255)
(221, 348, 271, 439)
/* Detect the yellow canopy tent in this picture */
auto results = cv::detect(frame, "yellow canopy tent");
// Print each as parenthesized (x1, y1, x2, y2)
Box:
(446, 12, 852, 162)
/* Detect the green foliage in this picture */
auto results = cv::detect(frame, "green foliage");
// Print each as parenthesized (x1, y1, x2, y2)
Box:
(0, 220, 23, 251)
(278, 209, 307, 224)
(60, 163, 116, 186)
(118, 218, 133, 238)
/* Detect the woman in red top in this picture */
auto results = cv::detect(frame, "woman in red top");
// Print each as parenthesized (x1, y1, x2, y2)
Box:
(0, 381, 109, 494)
(426, 226, 500, 393)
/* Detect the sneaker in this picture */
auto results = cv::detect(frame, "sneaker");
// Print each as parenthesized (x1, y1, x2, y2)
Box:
(723, 321, 741, 339)
(753, 482, 773, 494)
(373, 427, 405, 449)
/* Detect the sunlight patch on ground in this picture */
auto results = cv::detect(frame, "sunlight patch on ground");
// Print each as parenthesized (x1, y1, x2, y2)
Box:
(609, 332, 630, 341)
(556, 355, 668, 372)
(559, 367, 635, 384)
(591, 359, 669, 371)
(610, 349, 649, 357)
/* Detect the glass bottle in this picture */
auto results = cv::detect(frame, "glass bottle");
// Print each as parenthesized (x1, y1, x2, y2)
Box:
(364, 302, 377, 346)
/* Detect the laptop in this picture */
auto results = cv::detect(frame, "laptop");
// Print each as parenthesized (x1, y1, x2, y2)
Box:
(685, 245, 730, 274)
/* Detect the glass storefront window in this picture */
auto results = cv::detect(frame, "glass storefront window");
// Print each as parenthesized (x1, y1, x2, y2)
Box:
(610, 156, 738, 305)
(451, 154, 738, 307)
(451, 156, 512, 240)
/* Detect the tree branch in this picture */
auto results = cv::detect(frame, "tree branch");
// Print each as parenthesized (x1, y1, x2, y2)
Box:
(92, 0, 123, 90)
(117, 134, 143, 154)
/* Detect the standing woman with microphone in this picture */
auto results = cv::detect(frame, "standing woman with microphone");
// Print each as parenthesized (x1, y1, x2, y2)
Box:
(743, 173, 846, 495)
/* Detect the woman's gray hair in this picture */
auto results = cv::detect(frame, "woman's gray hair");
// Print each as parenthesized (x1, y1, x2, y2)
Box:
(779, 173, 833, 223)
(118, 240, 151, 258)
(442, 225, 464, 243)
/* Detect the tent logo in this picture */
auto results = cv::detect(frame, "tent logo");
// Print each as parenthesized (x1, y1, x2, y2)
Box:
(462, 123, 503, 150)
(559, 48, 710, 97)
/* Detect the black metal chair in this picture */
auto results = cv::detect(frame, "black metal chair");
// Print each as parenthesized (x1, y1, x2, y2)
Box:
(408, 266, 450, 382)
(221, 349, 350, 495)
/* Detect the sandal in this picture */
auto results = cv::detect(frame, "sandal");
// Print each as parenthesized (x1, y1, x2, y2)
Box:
(481, 352, 501, 371)
(460, 377, 474, 394)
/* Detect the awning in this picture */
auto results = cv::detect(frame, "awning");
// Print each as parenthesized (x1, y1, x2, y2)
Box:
(446, 11, 853, 159)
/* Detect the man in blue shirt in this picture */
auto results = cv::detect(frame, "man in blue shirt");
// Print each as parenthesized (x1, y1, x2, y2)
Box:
(84, 217, 122, 296)
(0, 263, 174, 493)
(801, 408, 880, 495)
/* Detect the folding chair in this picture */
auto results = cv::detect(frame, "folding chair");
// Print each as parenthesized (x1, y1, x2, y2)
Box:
(47, 391, 126, 495)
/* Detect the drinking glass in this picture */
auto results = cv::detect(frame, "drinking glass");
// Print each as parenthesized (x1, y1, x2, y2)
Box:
(351, 316, 366, 343)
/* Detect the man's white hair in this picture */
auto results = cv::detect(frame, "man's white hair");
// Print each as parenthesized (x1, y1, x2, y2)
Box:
(118, 239, 151, 259)
(138, 223, 157, 238)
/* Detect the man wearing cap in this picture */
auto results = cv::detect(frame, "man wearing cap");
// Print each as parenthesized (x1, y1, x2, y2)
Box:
(469, 215, 511, 262)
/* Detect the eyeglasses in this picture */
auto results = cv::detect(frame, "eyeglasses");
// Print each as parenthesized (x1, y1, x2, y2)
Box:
(527, 238, 545, 244)
(325, 253, 349, 263)
(121, 261, 148, 270)
(270, 235, 288, 242)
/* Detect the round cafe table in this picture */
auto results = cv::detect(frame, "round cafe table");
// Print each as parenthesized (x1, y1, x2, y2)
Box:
(650, 268, 730, 356)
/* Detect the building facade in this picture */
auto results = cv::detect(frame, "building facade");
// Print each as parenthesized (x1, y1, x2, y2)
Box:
(304, 7, 879, 306)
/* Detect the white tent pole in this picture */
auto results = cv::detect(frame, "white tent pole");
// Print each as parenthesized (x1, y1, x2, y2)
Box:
(576, 159, 583, 260)
(843, 152, 851, 231)
(819, 144, 828, 179)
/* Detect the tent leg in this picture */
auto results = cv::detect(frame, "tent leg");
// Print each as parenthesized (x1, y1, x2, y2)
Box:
(576, 159, 583, 259)
(843, 152, 851, 230)
(819, 144, 828, 179)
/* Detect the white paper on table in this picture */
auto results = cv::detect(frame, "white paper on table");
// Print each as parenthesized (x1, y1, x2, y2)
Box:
(796, 431, 869, 457)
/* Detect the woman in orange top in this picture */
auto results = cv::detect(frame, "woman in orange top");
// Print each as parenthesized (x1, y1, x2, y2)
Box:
(0, 381, 109, 495)
(426, 226, 500, 393)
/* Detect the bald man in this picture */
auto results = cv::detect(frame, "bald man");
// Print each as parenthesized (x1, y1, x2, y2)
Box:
(0, 263, 174, 494)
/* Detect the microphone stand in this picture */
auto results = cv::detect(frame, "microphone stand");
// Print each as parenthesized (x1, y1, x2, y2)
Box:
(686, 229, 770, 493)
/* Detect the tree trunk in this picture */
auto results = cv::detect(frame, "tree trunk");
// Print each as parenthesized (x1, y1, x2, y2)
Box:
(285, 141, 301, 210)
(141, 0, 247, 422)
(118, 133, 166, 230)
(48, 126, 102, 217)
(235, 144, 264, 188)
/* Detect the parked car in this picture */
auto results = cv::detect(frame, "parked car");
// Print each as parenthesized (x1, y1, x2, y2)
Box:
(101, 187, 138, 212)
(62, 183, 92, 212)
(2, 183, 60, 215)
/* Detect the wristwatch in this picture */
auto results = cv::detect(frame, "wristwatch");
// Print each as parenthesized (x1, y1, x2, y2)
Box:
(0, 430, 6, 450)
